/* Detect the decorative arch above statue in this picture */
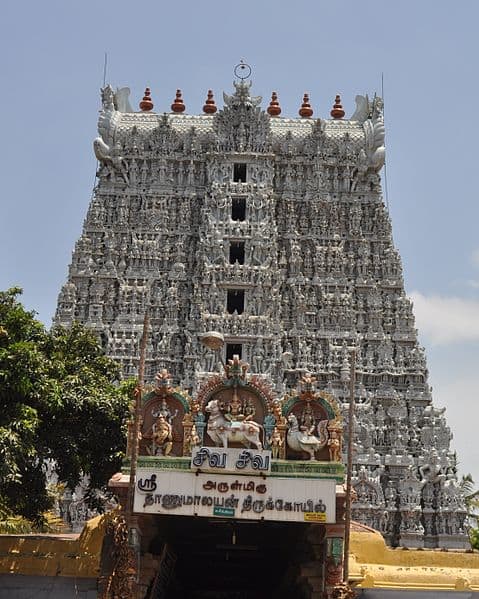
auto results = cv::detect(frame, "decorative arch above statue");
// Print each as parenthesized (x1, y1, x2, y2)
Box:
(138, 369, 194, 458)
(279, 374, 343, 462)
(195, 356, 276, 450)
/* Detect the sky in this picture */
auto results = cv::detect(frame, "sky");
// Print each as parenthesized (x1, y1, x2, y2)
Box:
(1, 1, 478, 482)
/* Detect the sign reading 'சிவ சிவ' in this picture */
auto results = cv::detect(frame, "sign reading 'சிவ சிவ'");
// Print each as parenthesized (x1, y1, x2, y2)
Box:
(134, 469, 336, 523)
(190, 447, 272, 475)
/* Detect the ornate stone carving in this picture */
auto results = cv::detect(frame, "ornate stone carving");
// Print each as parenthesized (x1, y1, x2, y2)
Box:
(55, 79, 467, 548)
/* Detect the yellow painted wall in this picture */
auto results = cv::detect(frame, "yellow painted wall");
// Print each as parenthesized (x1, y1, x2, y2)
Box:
(350, 524, 479, 591)
(3, 516, 479, 592)
(0, 514, 107, 579)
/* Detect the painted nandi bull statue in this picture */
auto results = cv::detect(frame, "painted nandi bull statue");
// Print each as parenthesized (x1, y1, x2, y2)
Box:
(205, 399, 263, 450)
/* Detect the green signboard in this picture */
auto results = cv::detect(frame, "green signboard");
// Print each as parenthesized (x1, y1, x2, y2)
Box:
(213, 506, 235, 517)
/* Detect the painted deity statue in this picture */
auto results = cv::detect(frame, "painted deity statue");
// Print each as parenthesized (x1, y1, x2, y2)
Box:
(186, 424, 201, 455)
(153, 398, 178, 424)
(152, 415, 173, 456)
(205, 399, 263, 450)
(327, 430, 342, 462)
(269, 426, 283, 459)
(287, 413, 328, 460)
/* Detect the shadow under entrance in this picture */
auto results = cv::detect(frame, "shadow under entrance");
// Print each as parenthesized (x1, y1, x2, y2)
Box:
(148, 515, 314, 599)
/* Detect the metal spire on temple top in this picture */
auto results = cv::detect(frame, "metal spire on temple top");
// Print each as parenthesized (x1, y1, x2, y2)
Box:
(234, 60, 252, 80)
(223, 61, 261, 109)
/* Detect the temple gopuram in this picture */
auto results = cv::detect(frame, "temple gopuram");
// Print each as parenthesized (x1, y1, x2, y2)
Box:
(49, 65, 472, 597)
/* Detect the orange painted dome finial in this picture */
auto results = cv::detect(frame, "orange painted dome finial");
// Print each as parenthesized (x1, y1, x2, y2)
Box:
(299, 93, 313, 118)
(139, 87, 154, 112)
(267, 91, 281, 117)
(203, 90, 217, 114)
(171, 89, 185, 113)
(330, 94, 345, 119)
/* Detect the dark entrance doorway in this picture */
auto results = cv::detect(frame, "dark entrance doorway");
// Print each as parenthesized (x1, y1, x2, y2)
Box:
(148, 515, 313, 598)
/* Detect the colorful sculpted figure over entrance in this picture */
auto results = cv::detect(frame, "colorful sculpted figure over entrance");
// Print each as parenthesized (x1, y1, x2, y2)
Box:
(135, 361, 343, 463)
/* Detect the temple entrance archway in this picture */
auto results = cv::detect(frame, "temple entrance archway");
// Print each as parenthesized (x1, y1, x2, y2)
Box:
(147, 515, 317, 598)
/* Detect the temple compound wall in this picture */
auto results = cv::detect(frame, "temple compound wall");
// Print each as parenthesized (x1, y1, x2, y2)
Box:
(55, 77, 468, 550)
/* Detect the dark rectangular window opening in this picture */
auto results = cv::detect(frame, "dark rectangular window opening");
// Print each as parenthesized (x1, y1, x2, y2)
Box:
(227, 289, 245, 314)
(226, 343, 243, 361)
(233, 163, 247, 183)
(229, 241, 245, 264)
(231, 197, 246, 221)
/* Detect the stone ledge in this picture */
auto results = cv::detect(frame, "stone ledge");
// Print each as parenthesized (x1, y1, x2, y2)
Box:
(121, 456, 344, 482)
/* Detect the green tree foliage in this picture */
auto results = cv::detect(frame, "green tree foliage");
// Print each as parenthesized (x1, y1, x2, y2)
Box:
(470, 528, 479, 550)
(460, 474, 479, 550)
(0, 288, 132, 523)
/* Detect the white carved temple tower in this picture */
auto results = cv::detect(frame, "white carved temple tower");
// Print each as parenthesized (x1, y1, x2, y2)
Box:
(55, 72, 468, 549)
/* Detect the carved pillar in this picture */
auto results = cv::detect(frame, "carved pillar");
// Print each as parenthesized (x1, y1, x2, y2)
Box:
(194, 414, 206, 446)
(97, 513, 139, 599)
(182, 413, 193, 456)
(323, 523, 346, 599)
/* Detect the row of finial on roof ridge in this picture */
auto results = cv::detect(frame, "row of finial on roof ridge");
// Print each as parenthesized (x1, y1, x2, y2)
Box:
(138, 88, 346, 119)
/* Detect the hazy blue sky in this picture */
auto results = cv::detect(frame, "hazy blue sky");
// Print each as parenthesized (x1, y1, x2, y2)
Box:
(1, 1, 478, 480)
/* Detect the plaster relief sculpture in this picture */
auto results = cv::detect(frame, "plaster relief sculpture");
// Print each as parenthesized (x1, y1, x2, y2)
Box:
(286, 413, 327, 461)
(205, 398, 263, 450)
(151, 415, 173, 456)
(269, 426, 283, 459)
(114, 87, 134, 113)
(363, 96, 385, 172)
(327, 429, 342, 463)
(93, 137, 129, 184)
